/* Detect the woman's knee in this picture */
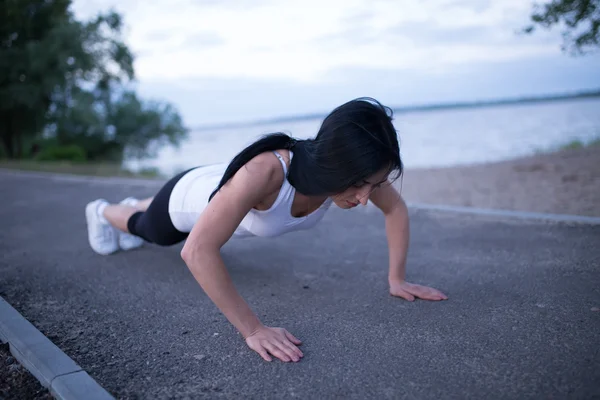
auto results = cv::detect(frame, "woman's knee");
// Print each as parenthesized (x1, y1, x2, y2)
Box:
(145, 232, 184, 246)
(126, 210, 187, 246)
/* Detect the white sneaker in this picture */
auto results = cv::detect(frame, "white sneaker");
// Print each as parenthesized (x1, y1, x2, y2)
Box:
(85, 199, 119, 255)
(118, 197, 145, 251)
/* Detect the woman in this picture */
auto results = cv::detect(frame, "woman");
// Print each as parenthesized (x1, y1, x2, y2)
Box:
(85, 97, 448, 363)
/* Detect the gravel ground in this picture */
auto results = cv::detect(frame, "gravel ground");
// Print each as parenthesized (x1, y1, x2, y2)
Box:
(0, 343, 52, 400)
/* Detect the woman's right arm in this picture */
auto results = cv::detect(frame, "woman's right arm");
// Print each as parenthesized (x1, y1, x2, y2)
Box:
(180, 154, 303, 363)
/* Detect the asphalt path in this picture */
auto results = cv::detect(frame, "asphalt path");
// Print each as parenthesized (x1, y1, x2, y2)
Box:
(1, 169, 599, 399)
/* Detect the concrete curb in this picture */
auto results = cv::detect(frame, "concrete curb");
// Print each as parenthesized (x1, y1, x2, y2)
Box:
(0, 296, 114, 400)
(406, 202, 600, 225)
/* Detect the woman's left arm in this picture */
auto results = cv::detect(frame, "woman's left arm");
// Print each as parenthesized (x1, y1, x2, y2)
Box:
(369, 182, 448, 302)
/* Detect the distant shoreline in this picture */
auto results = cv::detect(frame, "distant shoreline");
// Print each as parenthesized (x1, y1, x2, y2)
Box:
(192, 88, 600, 131)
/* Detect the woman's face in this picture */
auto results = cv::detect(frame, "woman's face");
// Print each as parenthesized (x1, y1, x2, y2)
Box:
(331, 168, 390, 209)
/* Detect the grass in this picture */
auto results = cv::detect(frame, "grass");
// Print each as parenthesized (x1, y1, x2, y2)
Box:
(557, 137, 600, 151)
(0, 160, 164, 179)
(535, 136, 600, 155)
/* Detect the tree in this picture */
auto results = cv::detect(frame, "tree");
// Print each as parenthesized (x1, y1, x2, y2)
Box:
(48, 88, 188, 161)
(523, 0, 600, 55)
(0, 0, 188, 161)
(0, 0, 71, 158)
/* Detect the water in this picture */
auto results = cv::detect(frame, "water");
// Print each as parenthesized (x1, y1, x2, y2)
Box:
(124, 98, 600, 177)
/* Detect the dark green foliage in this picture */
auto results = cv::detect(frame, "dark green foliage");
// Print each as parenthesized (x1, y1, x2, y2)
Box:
(0, 0, 188, 161)
(36, 143, 87, 162)
(524, 0, 600, 55)
(47, 88, 188, 161)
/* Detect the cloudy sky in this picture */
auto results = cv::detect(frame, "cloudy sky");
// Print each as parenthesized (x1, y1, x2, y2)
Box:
(72, 0, 600, 127)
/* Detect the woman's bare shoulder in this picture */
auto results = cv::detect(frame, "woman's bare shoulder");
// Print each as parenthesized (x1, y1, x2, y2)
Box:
(236, 150, 288, 193)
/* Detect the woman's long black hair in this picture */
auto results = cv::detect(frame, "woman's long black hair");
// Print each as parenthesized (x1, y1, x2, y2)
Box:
(209, 97, 402, 201)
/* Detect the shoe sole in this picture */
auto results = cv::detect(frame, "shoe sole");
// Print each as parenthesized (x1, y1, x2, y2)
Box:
(85, 200, 118, 255)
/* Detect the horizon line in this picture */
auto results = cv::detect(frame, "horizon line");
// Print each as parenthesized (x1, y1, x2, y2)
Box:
(189, 87, 600, 131)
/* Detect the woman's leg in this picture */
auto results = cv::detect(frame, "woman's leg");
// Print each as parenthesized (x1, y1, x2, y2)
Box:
(101, 196, 155, 234)
(117, 168, 195, 246)
(101, 196, 153, 230)
(103, 200, 147, 251)
(86, 168, 195, 255)
(135, 197, 154, 212)
(103, 204, 138, 233)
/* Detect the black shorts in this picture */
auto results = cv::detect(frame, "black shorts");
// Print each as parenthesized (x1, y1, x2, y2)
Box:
(127, 167, 198, 246)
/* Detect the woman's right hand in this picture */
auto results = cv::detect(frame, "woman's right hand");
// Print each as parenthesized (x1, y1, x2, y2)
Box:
(245, 325, 304, 362)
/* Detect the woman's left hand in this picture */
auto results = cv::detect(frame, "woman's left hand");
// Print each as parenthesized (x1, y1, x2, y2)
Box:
(389, 280, 448, 301)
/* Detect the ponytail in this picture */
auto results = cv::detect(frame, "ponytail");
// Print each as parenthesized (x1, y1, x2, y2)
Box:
(208, 132, 296, 201)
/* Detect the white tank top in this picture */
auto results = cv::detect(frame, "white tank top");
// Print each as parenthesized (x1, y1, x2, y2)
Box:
(168, 151, 333, 238)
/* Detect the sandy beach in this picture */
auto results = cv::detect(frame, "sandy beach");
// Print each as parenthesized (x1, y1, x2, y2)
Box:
(397, 146, 600, 217)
